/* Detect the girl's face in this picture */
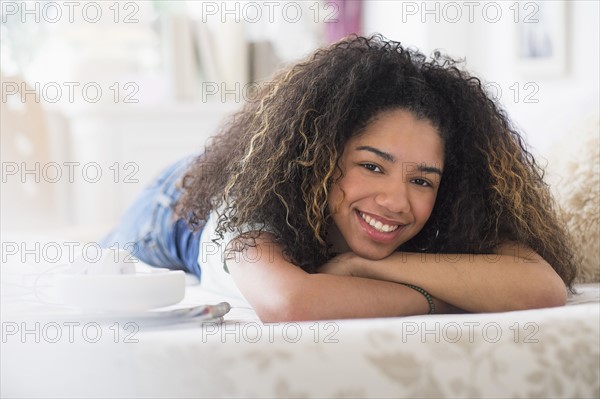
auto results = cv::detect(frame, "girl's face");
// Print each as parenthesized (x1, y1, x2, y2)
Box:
(328, 109, 444, 260)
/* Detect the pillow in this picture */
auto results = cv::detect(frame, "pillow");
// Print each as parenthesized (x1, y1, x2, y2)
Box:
(544, 114, 600, 283)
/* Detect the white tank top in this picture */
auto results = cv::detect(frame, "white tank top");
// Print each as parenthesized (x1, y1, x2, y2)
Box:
(197, 208, 267, 309)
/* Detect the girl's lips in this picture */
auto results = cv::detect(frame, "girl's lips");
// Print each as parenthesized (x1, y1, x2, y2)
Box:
(358, 210, 404, 226)
(355, 210, 404, 243)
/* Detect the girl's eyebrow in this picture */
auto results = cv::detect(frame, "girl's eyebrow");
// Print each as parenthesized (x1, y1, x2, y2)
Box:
(355, 145, 396, 162)
(355, 145, 443, 176)
(417, 165, 444, 176)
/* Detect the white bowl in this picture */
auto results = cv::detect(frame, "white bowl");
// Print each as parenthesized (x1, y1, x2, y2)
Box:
(56, 270, 186, 312)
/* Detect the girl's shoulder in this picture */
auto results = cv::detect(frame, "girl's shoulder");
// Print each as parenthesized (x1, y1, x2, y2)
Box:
(199, 205, 275, 252)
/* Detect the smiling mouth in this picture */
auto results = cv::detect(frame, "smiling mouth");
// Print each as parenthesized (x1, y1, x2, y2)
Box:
(358, 211, 402, 233)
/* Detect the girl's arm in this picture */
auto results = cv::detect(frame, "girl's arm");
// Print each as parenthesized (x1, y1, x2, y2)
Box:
(225, 234, 457, 322)
(320, 242, 567, 313)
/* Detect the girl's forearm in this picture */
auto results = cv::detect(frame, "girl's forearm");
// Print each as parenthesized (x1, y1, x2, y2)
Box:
(350, 246, 567, 312)
(227, 237, 455, 322)
(287, 273, 457, 321)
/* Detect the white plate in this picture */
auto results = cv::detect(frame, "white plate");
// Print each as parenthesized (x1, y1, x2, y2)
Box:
(6, 302, 232, 326)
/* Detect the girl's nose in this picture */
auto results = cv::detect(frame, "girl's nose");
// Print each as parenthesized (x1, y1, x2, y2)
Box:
(374, 180, 410, 214)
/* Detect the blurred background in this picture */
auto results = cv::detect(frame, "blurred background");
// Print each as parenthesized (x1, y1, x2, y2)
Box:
(1, 0, 598, 238)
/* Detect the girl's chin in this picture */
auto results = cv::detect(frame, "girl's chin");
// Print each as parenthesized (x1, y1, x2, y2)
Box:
(349, 245, 396, 261)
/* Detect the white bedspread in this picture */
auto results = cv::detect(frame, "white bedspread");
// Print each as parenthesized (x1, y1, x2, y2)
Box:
(2, 236, 599, 398)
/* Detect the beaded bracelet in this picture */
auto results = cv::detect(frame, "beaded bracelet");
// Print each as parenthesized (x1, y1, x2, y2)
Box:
(402, 283, 436, 314)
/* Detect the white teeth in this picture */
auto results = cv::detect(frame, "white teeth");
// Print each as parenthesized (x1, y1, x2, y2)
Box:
(360, 212, 400, 233)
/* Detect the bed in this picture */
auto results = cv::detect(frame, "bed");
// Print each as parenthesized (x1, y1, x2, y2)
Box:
(3, 109, 599, 398)
(1, 233, 599, 398)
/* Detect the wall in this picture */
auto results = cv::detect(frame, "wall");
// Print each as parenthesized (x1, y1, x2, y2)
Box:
(362, 0, 599, 159)
(2, 0, 597, 234)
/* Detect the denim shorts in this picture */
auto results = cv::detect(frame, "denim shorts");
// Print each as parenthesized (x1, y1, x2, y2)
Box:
(100, 155, 204, 278)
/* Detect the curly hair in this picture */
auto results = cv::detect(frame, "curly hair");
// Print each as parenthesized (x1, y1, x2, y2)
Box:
(177, 34, 577, 288)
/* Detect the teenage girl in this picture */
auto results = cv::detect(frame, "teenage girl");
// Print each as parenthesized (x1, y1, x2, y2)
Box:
(102, 35, 577, 321)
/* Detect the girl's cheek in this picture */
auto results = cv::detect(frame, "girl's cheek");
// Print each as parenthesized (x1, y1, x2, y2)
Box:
(423, 198, 438, 218)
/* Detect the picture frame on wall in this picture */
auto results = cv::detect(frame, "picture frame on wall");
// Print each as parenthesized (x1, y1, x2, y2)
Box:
(516, 1, 568, 77)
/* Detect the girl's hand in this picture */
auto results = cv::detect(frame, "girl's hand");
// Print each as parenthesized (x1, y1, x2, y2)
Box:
(319, 252, 465, 315)
(432, 297, 465, 314)
(318, 252, 361, 276)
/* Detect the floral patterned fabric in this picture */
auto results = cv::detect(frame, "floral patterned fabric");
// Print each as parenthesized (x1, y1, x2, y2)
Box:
(2, 239, 599, 398)
(128, 285, 599, 398)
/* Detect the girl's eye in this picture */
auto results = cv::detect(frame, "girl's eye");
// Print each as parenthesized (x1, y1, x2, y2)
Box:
(361, 163, 382, 173)
(412, 178, 432, 187)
